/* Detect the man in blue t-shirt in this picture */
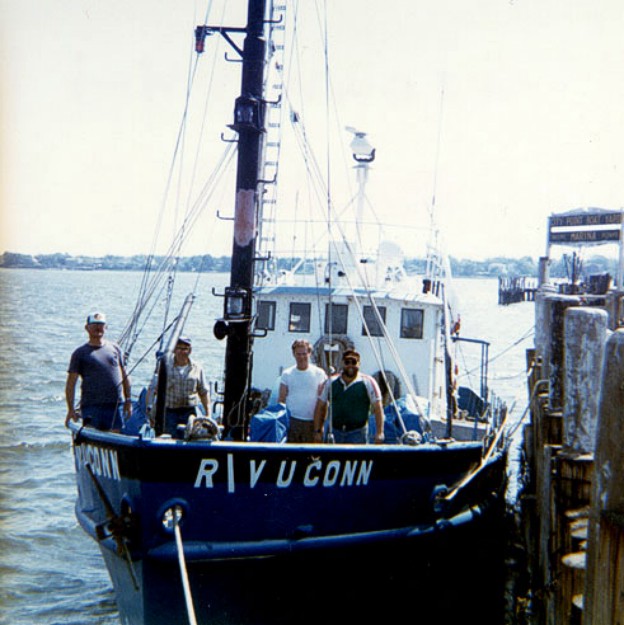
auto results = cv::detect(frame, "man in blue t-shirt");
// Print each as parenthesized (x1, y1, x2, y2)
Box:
(313, 350, 384, 444)
(65, 312, 132, 431)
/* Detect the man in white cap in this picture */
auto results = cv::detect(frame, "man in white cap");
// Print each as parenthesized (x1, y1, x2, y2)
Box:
(65, 312, 132, 431)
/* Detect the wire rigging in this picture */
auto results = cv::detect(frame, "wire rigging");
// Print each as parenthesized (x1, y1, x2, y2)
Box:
(119, 0, 236, 362)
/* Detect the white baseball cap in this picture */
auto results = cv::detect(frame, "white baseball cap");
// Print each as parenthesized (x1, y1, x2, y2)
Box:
(86, 312, 107, 325)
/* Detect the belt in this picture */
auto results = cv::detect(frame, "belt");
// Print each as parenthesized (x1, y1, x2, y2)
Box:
(335, 423, 366, 432)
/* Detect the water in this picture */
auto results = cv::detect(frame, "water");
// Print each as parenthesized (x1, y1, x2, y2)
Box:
(0, 268, 534, 624)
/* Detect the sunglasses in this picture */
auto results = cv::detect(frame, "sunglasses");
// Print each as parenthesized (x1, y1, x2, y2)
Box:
(343, 358, 358, 365)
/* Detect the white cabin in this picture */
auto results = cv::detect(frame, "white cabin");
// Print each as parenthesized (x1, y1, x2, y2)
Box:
(251, 273, 448, 419)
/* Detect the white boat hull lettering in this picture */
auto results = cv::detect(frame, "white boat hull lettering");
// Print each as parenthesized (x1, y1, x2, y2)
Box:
(75, 444, 121, 482)
(194, 454, 374, 490)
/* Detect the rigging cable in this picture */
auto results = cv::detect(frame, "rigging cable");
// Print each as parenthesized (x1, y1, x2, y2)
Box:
(425, 87, 445, 279)
(455, 325, 534, 381)
(319, 0, 337, 441)
(119, 0, 229, 357)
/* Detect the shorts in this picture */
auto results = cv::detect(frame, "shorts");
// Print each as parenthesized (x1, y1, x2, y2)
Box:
(288, 417, 315, 443)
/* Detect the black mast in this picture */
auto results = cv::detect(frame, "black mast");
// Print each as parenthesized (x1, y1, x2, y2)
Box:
(197, 0, 268, 440)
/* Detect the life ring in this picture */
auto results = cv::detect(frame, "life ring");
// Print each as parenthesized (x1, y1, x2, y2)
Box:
(312, 334, 354, 374)
(373, 370, 402, 406)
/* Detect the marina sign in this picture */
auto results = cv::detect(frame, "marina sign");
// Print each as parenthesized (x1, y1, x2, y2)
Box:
(549, 212, 622, 228)
(548, 210, 623, 246)
(549, 230, 621, 244)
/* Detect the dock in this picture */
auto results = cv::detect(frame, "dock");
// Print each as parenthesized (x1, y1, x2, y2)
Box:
(516, 258, 624, 624)
(498, 276, 537, 305)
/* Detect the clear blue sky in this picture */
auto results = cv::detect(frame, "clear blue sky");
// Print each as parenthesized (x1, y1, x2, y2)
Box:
(2, 0, 623, 260)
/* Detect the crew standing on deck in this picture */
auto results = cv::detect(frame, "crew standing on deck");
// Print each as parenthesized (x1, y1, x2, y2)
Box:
(164, 336, 210, 437)
(65, 312, 132, 431)
(313, 349, 384, 444)
(278, 339, 327, 443)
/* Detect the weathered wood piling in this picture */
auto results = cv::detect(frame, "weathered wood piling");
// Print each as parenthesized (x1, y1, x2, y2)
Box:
(519, 287, 623, 624)
(583, 329, 624, 625)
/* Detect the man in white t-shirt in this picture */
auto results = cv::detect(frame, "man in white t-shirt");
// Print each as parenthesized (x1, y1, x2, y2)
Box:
(278, 339, 327, 443)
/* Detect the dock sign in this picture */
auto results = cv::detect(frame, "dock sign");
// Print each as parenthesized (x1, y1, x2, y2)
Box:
(548, 210, 622, 245)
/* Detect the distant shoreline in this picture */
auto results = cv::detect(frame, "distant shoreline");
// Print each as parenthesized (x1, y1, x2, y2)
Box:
(0, 252, 231, 273)
(0, 250, 617, 279)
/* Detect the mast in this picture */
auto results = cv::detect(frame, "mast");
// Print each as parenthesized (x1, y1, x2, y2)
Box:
(198, 0, 268, 440)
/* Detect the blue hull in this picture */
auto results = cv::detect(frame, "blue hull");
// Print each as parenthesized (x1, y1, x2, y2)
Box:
(71, 425, 507, 624)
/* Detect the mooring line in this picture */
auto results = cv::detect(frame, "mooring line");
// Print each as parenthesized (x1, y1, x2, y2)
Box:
(174, 513, 198, 625)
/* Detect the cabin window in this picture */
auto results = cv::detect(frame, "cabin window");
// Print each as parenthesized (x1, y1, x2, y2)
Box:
(362, 305, 386, 337)
(256, 300, 276, 331)
(289, 303, 311, 333)
(400, 308, 424, 339)
(324, 303, 348, 335)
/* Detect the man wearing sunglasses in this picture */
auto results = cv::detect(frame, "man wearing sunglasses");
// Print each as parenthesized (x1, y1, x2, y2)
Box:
(313, 350, 384, 444)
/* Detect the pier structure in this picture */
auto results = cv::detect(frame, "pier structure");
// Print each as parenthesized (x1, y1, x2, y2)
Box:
(522, 292, 624, 624)
(517, 207, 624, 624)
(498, 276, 538, 305)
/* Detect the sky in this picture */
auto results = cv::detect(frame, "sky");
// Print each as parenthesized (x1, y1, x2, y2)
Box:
(2, 0, 624, 261)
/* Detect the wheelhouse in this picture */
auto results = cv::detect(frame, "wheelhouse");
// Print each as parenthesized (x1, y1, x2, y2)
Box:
(251, 281, 447, 418)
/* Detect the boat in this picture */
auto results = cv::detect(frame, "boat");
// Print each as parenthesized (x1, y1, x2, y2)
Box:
(68, 2, 510, 624)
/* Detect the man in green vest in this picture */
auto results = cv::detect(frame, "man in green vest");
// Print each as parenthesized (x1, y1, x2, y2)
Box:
(313, 350, 384, 444)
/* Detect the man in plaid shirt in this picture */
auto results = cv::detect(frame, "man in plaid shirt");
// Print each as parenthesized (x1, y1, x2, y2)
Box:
(164, 336, 210, 437)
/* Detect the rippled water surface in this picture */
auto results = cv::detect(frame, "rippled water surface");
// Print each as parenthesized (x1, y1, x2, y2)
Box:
(0, 269, 534, 624)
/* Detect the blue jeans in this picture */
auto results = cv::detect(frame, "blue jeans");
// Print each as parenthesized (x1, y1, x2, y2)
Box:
(82, 403, 123, 431)
(331, 424, 368, 444)
(165, 407, 198, 438)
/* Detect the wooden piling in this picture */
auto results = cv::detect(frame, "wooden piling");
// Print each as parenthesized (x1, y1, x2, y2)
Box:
(534, 294, 579, 407)
(547, 296, 580, 412)
(520, 298, 614, 624)
(562, 308, 608, 455)
(583, 329, 624, 625)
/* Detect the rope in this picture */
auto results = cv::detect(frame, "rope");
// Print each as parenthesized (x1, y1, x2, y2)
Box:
(174, 512, 198, 625)
(455, 324, 534, 382)
(506, 377, 548, 440)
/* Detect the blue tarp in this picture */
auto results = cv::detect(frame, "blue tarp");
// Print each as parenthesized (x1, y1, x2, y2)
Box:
(121, 388, 150, 435)
(369, 395, 428, 443)
(249, 403, 290, 443)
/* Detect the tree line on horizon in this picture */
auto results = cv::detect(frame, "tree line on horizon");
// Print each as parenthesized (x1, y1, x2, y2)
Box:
(0, 250, 618, 280)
